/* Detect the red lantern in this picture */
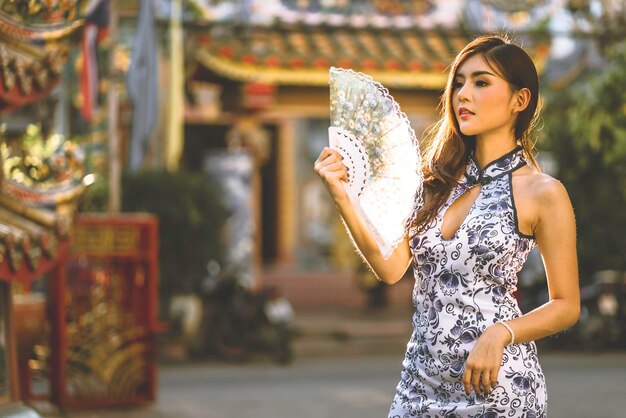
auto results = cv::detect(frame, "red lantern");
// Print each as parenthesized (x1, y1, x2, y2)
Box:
(242, 83, 275, 110)
(242, 54, 256, 64)
(362, 59, 377, 70)
(385, 60, 400, 71)
(338, 59, 352, 68)
(265, 56, 281, 67)
(409, 61, 423, 71)
(290, 58, 305, 68)
(433, 61, 446, 72)
(314, 58, 329, 69)
(218, 46, 234, 58)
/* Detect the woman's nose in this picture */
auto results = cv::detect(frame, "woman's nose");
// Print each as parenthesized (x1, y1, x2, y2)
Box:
(457, 84, 470, 102)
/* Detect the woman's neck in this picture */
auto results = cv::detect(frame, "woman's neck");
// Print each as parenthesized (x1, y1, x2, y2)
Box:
(474, 133, 518, 170)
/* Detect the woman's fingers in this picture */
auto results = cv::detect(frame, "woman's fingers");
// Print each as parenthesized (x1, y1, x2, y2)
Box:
(317, 146, 334, 161)
(315, 147, 343, 165)
(315, 151, 349, 182)
(462, 367, 473, 395)
(464, 368, 488, 396)
(481, 370, 493, 395)
(463, 329, 506, 397)
(315, 155, 339, 173)
(491, 364, 500, 389)
(317, 161, 346, 175)
(471, 369, 482, 396)
(314, 147, 349, 198)
(463, 365, 498, 396)
(315, 159, 348, 183)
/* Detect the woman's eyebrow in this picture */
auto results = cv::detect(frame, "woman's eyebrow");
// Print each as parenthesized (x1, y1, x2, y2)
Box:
(455, 70, 496, 79)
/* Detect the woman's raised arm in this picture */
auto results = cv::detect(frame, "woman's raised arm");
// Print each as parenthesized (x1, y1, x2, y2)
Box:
(314, 147, 412, 284)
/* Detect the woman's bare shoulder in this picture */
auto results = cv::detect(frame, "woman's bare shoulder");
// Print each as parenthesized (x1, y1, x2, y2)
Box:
(513, 167, 571, 204)
(519, 170, 572, 207)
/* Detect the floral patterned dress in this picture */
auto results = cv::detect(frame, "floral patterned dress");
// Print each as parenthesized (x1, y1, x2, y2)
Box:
(388, 147, 547, 418)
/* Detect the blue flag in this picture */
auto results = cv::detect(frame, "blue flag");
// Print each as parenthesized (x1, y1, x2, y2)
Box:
(127, 0, 159, 171)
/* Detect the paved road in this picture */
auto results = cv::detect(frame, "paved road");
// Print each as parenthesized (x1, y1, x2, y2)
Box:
(40, 351, 626, 418)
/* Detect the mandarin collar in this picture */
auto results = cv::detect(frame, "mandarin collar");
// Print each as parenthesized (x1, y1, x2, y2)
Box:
(464, 146, 527, 187)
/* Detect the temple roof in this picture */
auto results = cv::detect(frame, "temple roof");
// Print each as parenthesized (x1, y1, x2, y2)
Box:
(191, 22, 550, 89)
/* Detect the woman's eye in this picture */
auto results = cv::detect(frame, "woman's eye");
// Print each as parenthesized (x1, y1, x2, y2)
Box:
(453, 81, 463, 89)
(475, 80, 488, 87)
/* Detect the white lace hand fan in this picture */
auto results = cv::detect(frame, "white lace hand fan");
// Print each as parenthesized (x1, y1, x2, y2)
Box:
(329, 67, 423, 260)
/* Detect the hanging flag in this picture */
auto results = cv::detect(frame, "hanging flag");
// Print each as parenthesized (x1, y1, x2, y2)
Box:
(127, 0, 159, 171)
(80, 0, 109, 123)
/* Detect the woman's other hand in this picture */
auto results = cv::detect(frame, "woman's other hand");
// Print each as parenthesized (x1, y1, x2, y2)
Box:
(462, 323, 512, 396)
(314, 147, 349, 204)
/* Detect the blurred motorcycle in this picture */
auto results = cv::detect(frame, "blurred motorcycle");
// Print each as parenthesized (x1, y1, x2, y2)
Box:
(197, 260, 296, 364)
(577, 270, 626, 351)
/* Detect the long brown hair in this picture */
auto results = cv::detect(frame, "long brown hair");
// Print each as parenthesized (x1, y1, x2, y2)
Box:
(411, 35, 541, 234)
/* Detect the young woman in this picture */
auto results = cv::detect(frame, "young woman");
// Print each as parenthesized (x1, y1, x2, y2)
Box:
(314, 35, 580, 417)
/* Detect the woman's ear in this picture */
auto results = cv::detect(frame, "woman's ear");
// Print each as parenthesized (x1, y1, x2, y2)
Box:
(513, 88, 531, 114)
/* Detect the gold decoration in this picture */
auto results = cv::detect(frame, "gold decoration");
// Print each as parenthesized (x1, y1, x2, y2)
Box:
(72, 226, 140, 256)
(0, 46, 16, 90)
(0, 193, 71, 237)
(0, 220, 42, 271)
(1, 124, 86, 189)
(14, 56, 32, 95)
(31, 61, 48, 88)
(0, 225, 24, 271)
(0, 206, 57, 258)
(32, 272, 151, 402)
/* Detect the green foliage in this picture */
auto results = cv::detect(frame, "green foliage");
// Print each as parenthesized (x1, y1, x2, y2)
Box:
(121, 169, 228, 304)
(541, 41, 626, 278)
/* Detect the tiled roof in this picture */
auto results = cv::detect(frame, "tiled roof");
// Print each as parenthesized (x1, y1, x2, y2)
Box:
(192, 23, 477, 89)
(192, 23, 550, 89)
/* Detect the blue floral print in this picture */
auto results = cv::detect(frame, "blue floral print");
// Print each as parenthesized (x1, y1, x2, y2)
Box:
(389, 147, 547, 418)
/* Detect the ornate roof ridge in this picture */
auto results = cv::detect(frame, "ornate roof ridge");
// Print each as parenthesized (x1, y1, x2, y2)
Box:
(182, 14, 460, 31)
(0, 10, 84, 43)
(190, 22, 551, 89)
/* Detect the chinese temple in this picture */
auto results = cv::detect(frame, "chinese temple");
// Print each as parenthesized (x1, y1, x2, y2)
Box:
(174, 0, 553, 306)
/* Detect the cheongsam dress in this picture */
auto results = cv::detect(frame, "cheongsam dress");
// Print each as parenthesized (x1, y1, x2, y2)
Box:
(388, 146, 548, 418)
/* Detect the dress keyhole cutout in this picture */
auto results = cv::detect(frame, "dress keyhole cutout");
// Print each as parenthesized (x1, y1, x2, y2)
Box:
(441, 185, 481, 241)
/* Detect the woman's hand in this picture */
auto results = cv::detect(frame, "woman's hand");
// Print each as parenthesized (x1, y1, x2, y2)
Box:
(462, 323, 512, 396)
(314, 147, 349, 204)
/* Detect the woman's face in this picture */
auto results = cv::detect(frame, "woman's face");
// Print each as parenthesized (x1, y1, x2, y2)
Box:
(451, 53, 519, 140)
